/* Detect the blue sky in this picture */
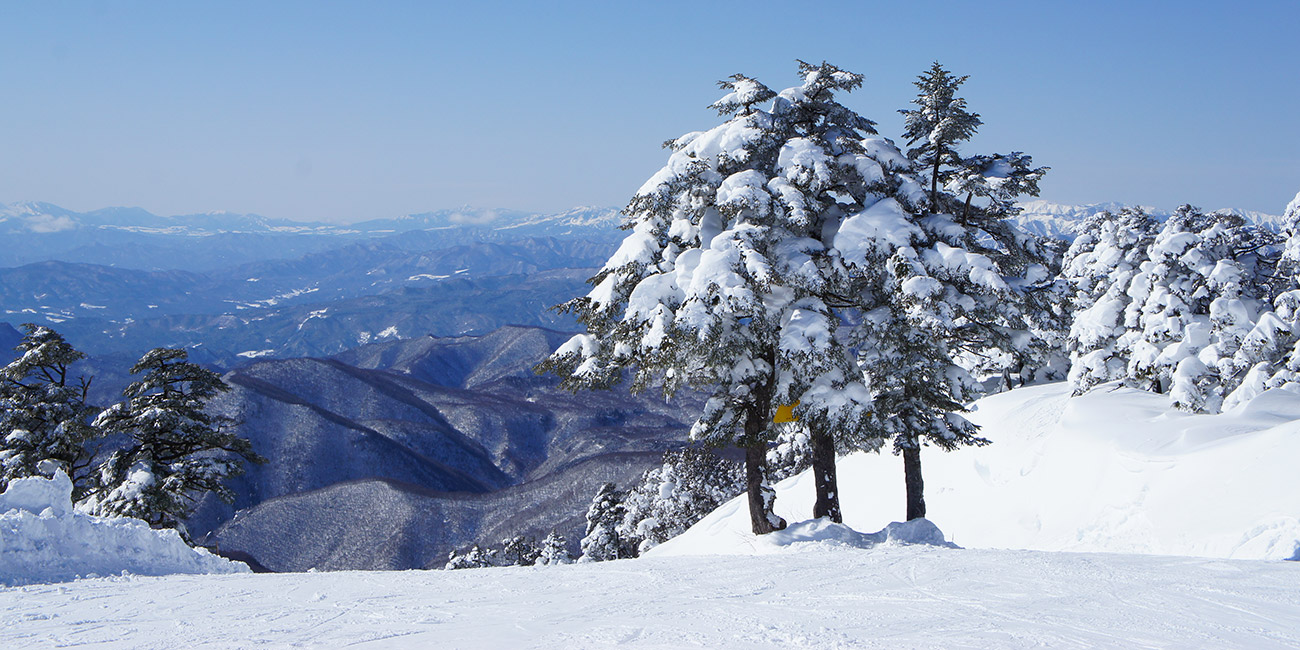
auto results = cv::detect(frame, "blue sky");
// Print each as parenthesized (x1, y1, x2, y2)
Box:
(2, 1, 1297, 222)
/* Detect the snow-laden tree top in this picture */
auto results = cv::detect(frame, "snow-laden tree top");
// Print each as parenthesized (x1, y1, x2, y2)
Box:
(543, 62, 929, 454)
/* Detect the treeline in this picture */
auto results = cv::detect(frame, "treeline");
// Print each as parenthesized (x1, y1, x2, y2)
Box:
(1064, 200, 1300, 412)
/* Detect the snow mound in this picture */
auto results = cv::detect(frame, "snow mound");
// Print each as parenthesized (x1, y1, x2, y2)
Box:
(0, 472, 249, 586)
(767, 517, 957, 550)
(649, 516, 957, 557)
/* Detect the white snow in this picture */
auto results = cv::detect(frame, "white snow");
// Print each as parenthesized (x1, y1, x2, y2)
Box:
(659, 381, 1300, 561)
(0, 472, 247, 587)
(1, 545, 1296, 648)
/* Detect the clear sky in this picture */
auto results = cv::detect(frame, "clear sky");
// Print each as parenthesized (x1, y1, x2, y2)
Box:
(2, 1, 1297, 222)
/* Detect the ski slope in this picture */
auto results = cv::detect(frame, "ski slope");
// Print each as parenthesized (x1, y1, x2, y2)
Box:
(2, 543, 1297, 649)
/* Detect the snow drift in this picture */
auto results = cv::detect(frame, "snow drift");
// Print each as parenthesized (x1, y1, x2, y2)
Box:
(0, 471, 248, 586)
(658, 381, 1300, 561)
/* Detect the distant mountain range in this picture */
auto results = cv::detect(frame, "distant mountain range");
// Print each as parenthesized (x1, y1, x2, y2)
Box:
(192, 325, 702, 571)
(2, 199, 1287, 365)
(2, 199, 1285, 269)
(1012, 200, 1286, 241)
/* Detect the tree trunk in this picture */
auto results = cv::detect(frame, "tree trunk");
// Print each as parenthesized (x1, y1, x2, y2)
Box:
(742, 347, 785, 535)
(744, 442, 784, 535)
(903, 444, 926, 521)
(809, 429, 841, 522)
(930, 150, 943, 210)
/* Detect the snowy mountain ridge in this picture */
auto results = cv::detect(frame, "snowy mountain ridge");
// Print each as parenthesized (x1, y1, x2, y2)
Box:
(1013, 199, 1285, 240)
(0, 201, 622, 237)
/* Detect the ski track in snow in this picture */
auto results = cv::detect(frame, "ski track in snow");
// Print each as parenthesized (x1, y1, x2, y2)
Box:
(2, 546, 1298, 649)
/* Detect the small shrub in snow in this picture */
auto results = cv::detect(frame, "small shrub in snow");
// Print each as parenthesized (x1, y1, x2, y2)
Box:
(536, 531, 573, 566)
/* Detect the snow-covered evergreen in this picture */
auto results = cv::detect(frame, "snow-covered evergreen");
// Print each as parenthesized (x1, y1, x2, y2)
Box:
(1062, 203, 1284, 413)
(444, 544, 494, 570)
(83, 348, 263, 536)
(536, 531, 573, 566)
(851, 62, 1053, 521)
(1063, 208, 1159, 393)
(499, 535, 540, 567)
(542, 62, 920, 531)
(0, 325, 100, 499)
(617, 447, 743, 554)
(579, 482, 629, 562)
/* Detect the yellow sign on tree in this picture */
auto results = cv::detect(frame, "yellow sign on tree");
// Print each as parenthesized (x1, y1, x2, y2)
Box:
(774, 400, 800, 423)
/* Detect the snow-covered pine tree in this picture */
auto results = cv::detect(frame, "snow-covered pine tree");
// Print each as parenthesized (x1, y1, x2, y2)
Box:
(1120, 206, 1278, 411)
(1062, 208, 1158, 394)
(445, 544, 494, 570)
(499, 535, 540, 566)
(617, 447, 743, 554)
(847, 62, 1050, 521)
(536, 531, 573, 566)
(1249, 191, 1300, 397)
(1123, 206, 1214, 395)
(579, 482, 629, 562)
(900, 62, 983, 212)
(84, 348, 263, 537)
(541, 62, 906, 530)
(766, 421, 812, 482)
(0, 324, 100, 498)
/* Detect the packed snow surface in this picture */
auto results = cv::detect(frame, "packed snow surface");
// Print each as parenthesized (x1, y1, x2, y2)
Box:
(0, 472, 248, 587)
(2, 545, 1296, 649)
(658, 381, 1300, 561)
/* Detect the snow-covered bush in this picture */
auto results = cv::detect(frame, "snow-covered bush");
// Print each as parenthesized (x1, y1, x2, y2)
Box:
(536, 531, 573, 566)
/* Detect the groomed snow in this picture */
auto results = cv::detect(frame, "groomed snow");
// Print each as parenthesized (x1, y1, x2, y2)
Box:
(656, 381, 1300, 561)
(0, 472, 248, 587)
(2, 545, 1296, 648)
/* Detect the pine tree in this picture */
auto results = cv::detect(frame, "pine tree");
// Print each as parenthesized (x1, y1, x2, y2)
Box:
(445, 544, 494, 570)
(0, 324, 100, 498)
(540, 62, 909, 531)
(1253, 191, 1300, 395)
(84, 348, 263, 537)
(579, 482, 629, 562)
(766, 421, 812, 482)
(499, 535, 540, 566)
(899, 62, 983, 211)
(618, 447, 743, 553)
(536, 531, 573, 566)
(859, 62, 1050, 521)
(1117, 206, 1278, 410)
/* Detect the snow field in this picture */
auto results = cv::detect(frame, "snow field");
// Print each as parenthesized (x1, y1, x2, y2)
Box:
(2, 545, 1296, 649)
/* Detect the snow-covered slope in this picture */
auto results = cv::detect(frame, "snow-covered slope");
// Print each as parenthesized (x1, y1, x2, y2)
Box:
(655, 381, 1300, 561)
(2, 545, 1296, 648)
(0, 472, 248, 587)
